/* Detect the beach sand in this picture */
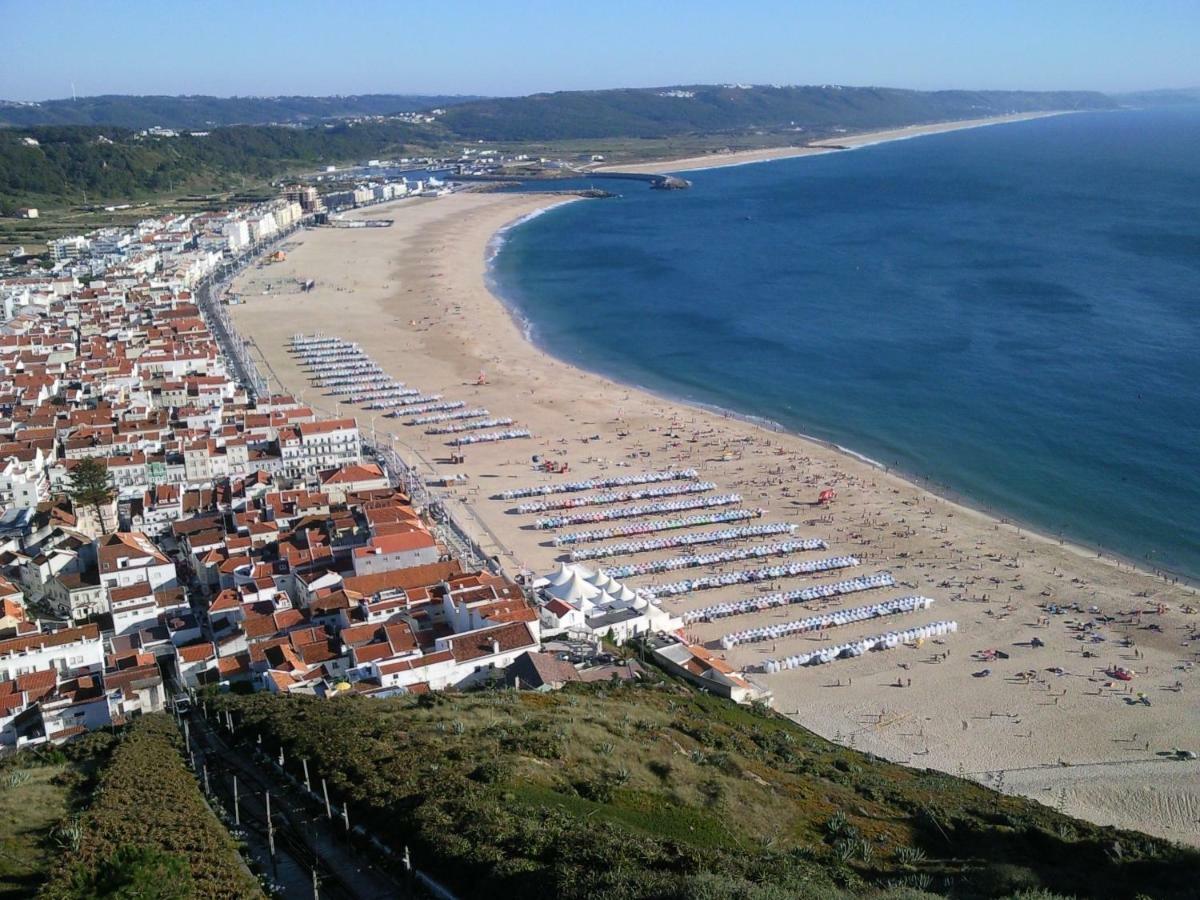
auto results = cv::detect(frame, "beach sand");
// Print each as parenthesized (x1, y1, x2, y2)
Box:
(229, 120, 1200, 846)
(600, 112, 1069, 174)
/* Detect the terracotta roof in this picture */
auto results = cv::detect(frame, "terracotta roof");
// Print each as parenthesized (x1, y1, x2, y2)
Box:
(342, 560, 462, 597)
(0, 624, 99, 656)
(176, 642, 216, 664)
(445, 622, 536, 664)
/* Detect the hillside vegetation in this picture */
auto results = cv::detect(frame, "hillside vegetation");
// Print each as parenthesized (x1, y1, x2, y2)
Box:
(0, 85, 1117, 208)
(0, 121, 436, 207)
(437, 84, 1116, 140)
(212, 681, 1196, 900)
(0, 739, 106, 898)
(0, 93, 482, 129)
(39, 715, 264, 899)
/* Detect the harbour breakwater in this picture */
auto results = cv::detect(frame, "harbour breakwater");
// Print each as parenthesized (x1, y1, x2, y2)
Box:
(455, 171, 690, 190)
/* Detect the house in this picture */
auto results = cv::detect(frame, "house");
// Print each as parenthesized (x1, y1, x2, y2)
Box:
(505, 651, 580, 691)
(351, 530, 439, 576)
(97, 531, 177, 592)
(0, 624, 103, 683)
(44, 570, 107, 623)
(648, 636, 771, 706)
(318, 462, 390, 502)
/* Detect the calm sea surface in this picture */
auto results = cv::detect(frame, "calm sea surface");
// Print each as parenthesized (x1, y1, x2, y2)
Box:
(490, 108, 1200, 578)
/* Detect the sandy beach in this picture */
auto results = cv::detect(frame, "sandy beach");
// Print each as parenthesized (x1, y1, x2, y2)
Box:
(601, 111, 1069, 173)
(229, 117, 1200, 846)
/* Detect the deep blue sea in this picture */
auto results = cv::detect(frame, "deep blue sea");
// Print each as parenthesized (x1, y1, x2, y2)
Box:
(490, 108, 1200, 579)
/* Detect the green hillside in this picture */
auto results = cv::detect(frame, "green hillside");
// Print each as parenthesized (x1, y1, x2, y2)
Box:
(0, 94, 483, 129)
(38, 715, 264, 899)
(0, 85, 1118, 209)
(0, 121, 437, 207)
(212, 681, 1196, 900)
(437, 84, 1116, 140)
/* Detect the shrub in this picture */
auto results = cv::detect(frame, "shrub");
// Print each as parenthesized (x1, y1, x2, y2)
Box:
(40, 715, 262, 899)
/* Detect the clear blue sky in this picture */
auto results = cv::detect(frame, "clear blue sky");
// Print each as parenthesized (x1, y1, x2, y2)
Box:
(4, 0, 1197, 101)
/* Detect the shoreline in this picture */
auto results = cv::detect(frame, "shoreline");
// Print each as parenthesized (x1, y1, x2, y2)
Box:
(598, 110, 1073, 174)
(482, 183, 1191, 590)
(228, 119, 1199, 845)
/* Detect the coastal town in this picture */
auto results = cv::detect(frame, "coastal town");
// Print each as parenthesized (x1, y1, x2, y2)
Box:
(0, 165, 1197, 857)
(0, 113, 1192, 900)
(0, 180, 757, 759)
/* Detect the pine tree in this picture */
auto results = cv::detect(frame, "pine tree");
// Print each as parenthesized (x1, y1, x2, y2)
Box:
(66, 456, 113, 535)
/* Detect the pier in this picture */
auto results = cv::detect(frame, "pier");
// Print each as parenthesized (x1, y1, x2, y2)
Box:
(584, 171, 692, 190)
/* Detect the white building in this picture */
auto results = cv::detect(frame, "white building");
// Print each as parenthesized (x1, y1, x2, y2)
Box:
(0, 625, 104, 682)
(536, 563, 682, 643)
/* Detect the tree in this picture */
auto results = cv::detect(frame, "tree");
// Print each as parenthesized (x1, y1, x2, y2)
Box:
(66, 456, 113, 535)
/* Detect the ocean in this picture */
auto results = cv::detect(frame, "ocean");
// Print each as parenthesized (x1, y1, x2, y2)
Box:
(489, 107, 1200, 579)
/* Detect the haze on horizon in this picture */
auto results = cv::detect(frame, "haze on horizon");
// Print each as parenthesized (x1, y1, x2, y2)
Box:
(3, 0, 1197, 103)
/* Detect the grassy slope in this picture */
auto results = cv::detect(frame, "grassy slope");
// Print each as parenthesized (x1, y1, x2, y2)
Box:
(214, 681, 1198, 900)
(0, 763, 72, 897)
(0, 735, 117, 898)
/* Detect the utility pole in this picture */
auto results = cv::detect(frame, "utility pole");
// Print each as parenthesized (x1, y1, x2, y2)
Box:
(322, 778, 332, 819)
(233, 775, 240, 826)
(342, 804, 350, 833)
(302, 758, 311, 793)
(266, 790, 276, 864)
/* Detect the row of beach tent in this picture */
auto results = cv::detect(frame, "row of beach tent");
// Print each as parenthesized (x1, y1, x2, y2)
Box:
(382, 395, 448, 414)
(568, 521, 797, 560)
(498, 468, 698, 500)
(756, 621, 959, 672)
(643, 555, 861, 600)
(409, 407, 489, 425)
(535, 494, 742, 530)
(516, 481, 717, 514)
(292, 336, 418, 409)
(605, 538, 827, 580)
(448, 428, 532, 446)
(681, 573, 897, 624)
(382, 399, 464, 415)
(554, 508, 765, 545)
(426, 417, 513, 435)
(719, 595, 934, 649)
(681, 572, 896, 624)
